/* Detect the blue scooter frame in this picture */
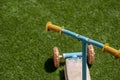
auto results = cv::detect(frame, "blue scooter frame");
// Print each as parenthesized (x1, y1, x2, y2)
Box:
(46, 22, 120, 80)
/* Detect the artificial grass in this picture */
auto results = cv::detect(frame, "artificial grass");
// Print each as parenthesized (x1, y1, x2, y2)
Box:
(0, 0, 120, 80)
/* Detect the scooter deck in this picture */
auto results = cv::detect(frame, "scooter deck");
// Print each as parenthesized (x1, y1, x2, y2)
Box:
(64, 58, 91, 80)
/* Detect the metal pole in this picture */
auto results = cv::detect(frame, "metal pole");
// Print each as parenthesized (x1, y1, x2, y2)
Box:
(63, 52, 82, 58)
(82, 41, 87, 80)
(61, 29, 104, 48)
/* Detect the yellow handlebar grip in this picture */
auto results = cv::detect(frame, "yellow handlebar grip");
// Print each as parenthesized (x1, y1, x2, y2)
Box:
(103, 44, 120, 59)
(46, 22, 64, 34)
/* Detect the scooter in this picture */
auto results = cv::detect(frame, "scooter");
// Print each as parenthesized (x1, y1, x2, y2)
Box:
(46, 22, 120, 80)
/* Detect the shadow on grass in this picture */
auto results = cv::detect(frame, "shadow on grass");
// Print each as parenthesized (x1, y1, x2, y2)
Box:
(87, 60, 93, 68)
(44, 57, 57, 73)
(59, 70, 65, 80)
(44, 57, 65, 80)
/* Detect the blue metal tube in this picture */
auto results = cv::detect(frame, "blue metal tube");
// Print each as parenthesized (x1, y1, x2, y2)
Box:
(61, 29, 79, 39)
(63, 52, 82, 58)
(82, 41, 87, 80)
(88, 39, 104, 48)
(78, 35, 104, 48)
(61, 29, 104, 48)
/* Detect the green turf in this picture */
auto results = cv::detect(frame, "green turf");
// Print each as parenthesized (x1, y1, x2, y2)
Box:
(0, 0, 120, 80)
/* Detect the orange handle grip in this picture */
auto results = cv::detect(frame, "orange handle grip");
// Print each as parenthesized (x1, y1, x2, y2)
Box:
(46, 22, 64, 34)
(103, 44, 120, 59)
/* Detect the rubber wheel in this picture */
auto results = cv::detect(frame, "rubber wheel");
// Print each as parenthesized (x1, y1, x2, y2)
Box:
(53, 47, 60, 68)
(87, 44, 95, 66)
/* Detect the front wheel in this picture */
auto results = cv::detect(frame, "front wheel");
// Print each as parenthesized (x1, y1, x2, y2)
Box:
(53, 47, 60, 68)
(87, 44, 95, 67)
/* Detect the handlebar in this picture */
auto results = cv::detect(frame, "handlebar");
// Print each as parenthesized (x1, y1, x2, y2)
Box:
(46, 22, 64, 34)
(46, 22, 120, 59)
(103, 44, 120, 59)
